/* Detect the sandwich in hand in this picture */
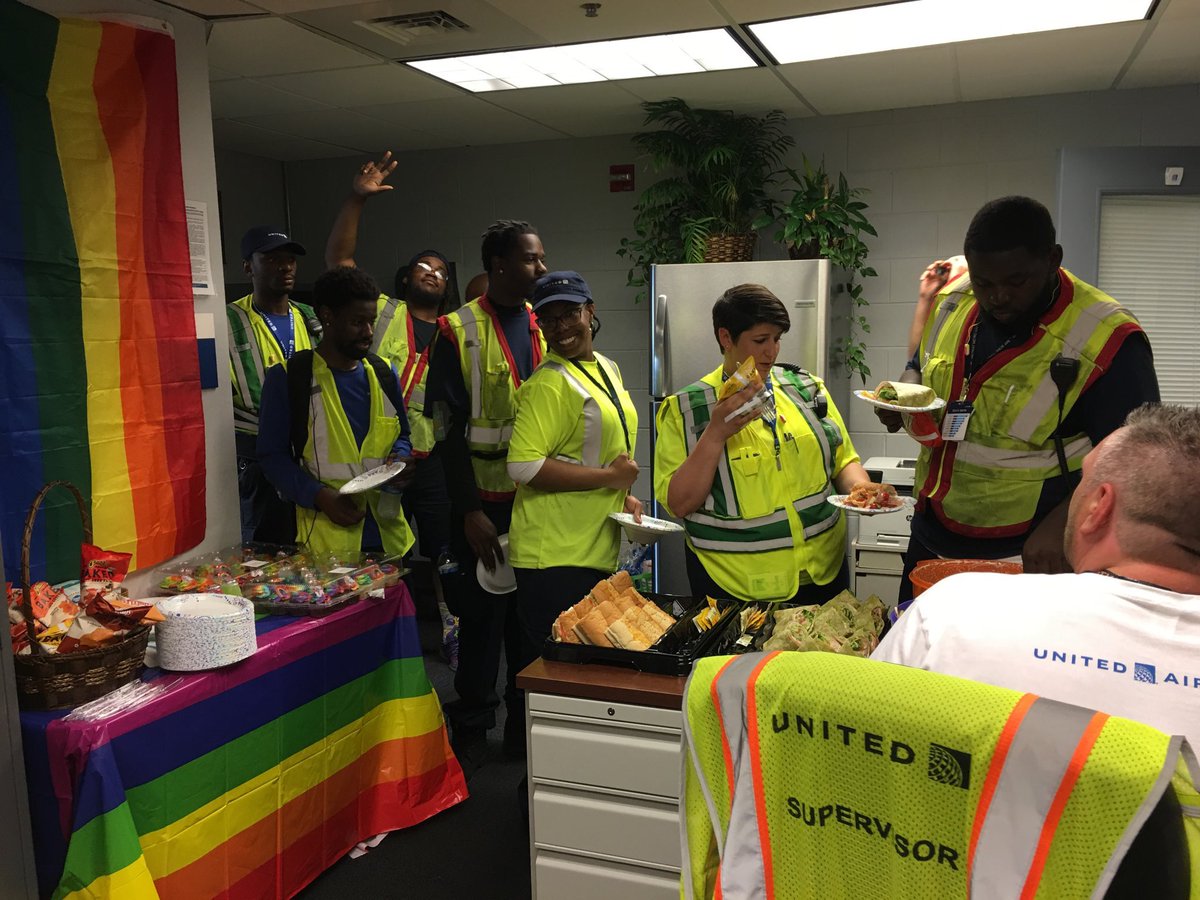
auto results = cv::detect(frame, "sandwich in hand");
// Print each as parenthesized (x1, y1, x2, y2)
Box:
(872, 381, 935, 408)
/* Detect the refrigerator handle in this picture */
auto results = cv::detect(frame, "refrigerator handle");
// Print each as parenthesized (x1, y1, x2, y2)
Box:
(652, 293, 668, 397)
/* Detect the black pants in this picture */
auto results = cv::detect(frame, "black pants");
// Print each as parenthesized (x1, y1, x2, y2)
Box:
(236, 439, 296, 545)
(441, 500, 521, 737)
(896, 535, 942, 605)
(685, 546, 851, 605)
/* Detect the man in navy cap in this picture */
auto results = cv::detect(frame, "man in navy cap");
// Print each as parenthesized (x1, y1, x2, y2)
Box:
(228, 225, 322, 543)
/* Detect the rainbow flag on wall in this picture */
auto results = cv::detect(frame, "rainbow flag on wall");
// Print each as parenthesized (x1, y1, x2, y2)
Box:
(0, 1, 205, 584)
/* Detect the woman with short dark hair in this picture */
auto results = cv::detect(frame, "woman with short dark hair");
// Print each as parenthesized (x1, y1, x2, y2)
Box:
(654, 283, 870, 603)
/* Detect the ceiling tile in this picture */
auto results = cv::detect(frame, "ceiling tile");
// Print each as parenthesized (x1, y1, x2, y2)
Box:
(480, 81, 646, 137)
(258, 63, 460, 106)
(620, 67, 812, 118)
(155, 0, 263, 14)
(778, 46, 958, 115)
(1119, 0, 1200, 88)
(357, 95, 568, 146)
(207, 17, 377, 77)
(956, 23, 1142, 101)
(488, 0, 725, 43)
(209, 78, 333, 117)
(235, 107, 406, 151)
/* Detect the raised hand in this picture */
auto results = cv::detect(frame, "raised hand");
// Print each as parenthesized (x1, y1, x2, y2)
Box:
(352, 150, 398, 197)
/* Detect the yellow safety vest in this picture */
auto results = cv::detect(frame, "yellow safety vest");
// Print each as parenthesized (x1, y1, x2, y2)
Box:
(682, 652, 1199, 900)
(295, 354, 415, 557)
(656, 366, 852, 601)
(439, 295, 546, 502)
(227, 294, 316, 436)
(915, 269, 1144, 540)
(373, 296, 436, 457)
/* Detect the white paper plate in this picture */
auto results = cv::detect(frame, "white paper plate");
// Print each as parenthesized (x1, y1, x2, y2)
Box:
(154, 593, 257, 671)
(853, 389, 946, 414)
(828, 494, 916, 516)
(338, 460, 407, 495)
(609, 512, 684, 545)
(476, 534, 516, 595)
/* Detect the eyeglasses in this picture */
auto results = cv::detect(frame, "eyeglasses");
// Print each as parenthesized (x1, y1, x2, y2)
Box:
(415, 260, 447, 281)
(539, 305, 586, 331)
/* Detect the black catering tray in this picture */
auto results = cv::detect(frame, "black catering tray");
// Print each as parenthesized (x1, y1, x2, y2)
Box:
(541, 593, 739, 676)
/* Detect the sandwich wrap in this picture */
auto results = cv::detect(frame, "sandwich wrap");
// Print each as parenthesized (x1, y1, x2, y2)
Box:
(873, 380, 936, 408)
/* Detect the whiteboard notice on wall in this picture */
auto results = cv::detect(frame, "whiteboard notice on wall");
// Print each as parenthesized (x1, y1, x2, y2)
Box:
(186, 199, 215, 296)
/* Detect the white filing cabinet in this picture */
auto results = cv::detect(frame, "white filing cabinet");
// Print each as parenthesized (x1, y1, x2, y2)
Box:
(526, 692, 683, 900)
(850, 456, 917, 606)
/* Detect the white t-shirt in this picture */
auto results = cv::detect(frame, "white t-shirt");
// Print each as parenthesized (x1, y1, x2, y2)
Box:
(873, 571, 1200, 748)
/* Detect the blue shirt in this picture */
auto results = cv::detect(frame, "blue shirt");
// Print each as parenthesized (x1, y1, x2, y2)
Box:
(258, 309, 296, 358)
(257, 357, 412, 551)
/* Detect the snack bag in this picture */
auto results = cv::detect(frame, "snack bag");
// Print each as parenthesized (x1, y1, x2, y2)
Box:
(717, 356, 762, 401)
(81, 544, 133, 605)
(57, 595, 163, 654)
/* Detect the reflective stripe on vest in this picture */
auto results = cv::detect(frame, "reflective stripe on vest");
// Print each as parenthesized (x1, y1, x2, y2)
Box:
(228, 302, 268, 433)
(541, 360, 604, 467)
(920, 274, 972, 372)
(371, 296, 400, 356)
(375, 300, 436, 455)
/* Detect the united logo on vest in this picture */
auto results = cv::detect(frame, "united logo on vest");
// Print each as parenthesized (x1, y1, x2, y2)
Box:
(681, 652, 1195, 900)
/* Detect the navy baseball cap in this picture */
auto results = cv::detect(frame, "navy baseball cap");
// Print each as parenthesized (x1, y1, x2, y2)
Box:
(531, 271, 591, 312)
(241, 225, 306, 260)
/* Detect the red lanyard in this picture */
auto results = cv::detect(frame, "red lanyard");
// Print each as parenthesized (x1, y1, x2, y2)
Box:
(479, 295, 543, 389)
(398, 309, 430, 404)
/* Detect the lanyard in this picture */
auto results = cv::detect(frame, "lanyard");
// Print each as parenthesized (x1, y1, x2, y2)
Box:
(960, 321, 1019, 401)
(569, 357, 632, 455)
(255, 305, 295, 360)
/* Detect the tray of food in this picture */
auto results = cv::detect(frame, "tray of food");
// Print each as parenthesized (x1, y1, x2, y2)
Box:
(240, 551, 405, 616)
(757, 590, 887, 656)
(542, 571, 739, 675)
(156, 543, 296, 594)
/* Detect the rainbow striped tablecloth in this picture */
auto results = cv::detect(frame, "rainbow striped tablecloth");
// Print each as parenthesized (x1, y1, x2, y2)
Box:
(21, 582, 467, 899)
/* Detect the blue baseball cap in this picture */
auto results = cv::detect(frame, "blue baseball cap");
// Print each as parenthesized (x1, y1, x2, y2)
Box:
(241, 225, 306, 260)
(531, 271, 592, 312)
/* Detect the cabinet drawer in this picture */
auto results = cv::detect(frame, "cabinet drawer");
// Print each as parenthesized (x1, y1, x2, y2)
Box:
(528, 692, 682, 729)
(530, 716, 682, 799)
(854, 547, 906, 572)
(535, 849, 680, 900)
(532, 782, 680, 868)
(854, 571, 902, 608)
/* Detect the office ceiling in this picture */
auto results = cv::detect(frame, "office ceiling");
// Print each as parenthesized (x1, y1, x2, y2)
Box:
(192, 0, 1200, 160)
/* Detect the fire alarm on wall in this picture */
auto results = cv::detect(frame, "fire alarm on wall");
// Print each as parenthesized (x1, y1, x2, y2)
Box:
(1165, 166, 1184, 186)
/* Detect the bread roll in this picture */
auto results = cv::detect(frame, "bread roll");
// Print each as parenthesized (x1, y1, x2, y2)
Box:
(591, 580, 620, 606)
(570, 597, 594, 619)
(612, 594, 637, 614)
(573, 609, 612, 646)
(609, 570, 633, 593)
(555, 609, 581, 643)
(605, 619, 649, 651)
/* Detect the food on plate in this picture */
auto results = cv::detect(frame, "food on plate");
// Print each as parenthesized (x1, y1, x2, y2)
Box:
(718, 355, 764, 401)
(552, 571, 677, 650)
(762, 591, 885, 656)
(871, 381, 936, 408)
(843, 482, 902, 511)
(693, 596, 724, 633)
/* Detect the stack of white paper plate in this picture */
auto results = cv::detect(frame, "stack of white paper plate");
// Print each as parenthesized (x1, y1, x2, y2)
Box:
(155, 594, 257, 671)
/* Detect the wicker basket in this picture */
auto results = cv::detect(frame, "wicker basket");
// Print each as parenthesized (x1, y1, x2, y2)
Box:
(11, 481, 150, 711)
(702, 233, 757, 263)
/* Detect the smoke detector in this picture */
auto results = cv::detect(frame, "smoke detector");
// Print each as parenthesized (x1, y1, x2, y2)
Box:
(356, 10, 470, 46)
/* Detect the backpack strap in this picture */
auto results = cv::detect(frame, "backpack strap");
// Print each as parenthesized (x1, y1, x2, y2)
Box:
(366, 353, 404, 420)
(287, 349, 315, 463)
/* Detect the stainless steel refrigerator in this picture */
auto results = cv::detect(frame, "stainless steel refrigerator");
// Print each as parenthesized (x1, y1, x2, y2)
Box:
(648, 259, 835, 595)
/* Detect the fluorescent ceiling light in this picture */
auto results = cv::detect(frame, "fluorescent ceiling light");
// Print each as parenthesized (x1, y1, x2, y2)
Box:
(407, 28, 756, 92)
(749, 0, 1154, 64)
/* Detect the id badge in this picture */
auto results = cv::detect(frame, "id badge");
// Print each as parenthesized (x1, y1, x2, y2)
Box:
(942, 400, 973, 442)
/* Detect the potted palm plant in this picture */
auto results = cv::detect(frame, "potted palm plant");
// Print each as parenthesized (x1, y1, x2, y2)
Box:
(768, 157, 878, 382)
(618, 98, 794, 298)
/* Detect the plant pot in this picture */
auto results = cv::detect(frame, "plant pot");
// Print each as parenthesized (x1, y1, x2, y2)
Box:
(703, 233, 756, 263)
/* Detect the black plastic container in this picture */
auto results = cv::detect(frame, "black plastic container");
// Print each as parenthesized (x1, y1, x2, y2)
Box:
(542, 593, 740, 675)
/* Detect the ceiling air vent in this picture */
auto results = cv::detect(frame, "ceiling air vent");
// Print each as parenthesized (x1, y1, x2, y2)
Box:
(355, 10, 471, 46)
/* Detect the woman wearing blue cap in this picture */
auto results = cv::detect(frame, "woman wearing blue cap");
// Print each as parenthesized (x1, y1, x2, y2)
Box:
(507, 271, 642, 662)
